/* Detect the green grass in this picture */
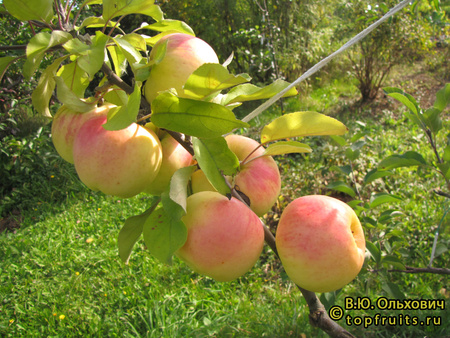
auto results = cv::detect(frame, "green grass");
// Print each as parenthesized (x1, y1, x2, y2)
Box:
(1, 78, 449, 337)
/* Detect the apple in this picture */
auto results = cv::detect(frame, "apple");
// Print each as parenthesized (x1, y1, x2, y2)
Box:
(73, 115, 162, 198)
(176, 191, 265, 282)
(275, 195, 366, 293)
(51, 104, 112, 163)
(191, 134, 281, 216)
(144, 131, 193, 195)
(144, 33, 220, 103)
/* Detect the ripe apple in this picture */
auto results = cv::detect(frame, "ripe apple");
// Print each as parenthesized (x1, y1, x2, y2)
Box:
(73, 115, 162, 198)
(176, 191, 265, 282)
(275, 195, 366, 293)
(144, 33, 219, 103)
(191, 134, 281, 216)
(51, 104, 111, 163)
(144, 132, 193, 195)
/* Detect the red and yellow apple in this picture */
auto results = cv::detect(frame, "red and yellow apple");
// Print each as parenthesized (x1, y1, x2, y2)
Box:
(144, 33, 219, 103)
(191, 134, 281, 216)
(72, 115, 162, 198)
(176, 191, 265, 282)
(51, 104, 111, 163)
(144, 131, 193, 195)
(275, 195, 366, 293)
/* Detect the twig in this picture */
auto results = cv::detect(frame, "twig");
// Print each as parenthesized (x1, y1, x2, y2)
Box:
(100, 63, 134, 94)
(388, 266, 450, 275)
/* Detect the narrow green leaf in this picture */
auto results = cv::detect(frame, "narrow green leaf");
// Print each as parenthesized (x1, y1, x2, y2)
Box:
(329, 135, 347, 146)
(366, 241, 381, 264)
(113, 35, 144, 65)
(77, 31, 109, 78)
(107, 46, 128, 78)
(192, 137, 240, 196)
(369, 193, 403, 208)
(222, 79, 298, 105)
(56, 61, 90, 97)
(55, 76, 96, 113)
(151, 92, 249, 138)
(183, 63, 251, 100)
(363, 168, 394, 184)
(261, 111, 347, 144)
(378, 151, 428, 170)
(167, 166, 197, 213)
(103, 0, 163, 22)
(0, 56, 16, 82)
(443, 145, 450, 162)
(118, 197, 160, 263)
(434, 83, 450, 112)
(383, 87, 419, 115)
(326, 181, 356, 198)
(423, 107, 442, 133)
(262, 141, 312, 157)
(143, 206, 187, 265)
(138, 19, 195, 35)
(4, 0, 53, 22)
(79, 16, 118, 29)
(103, 82, 141, 131)
(31, 56, 68, 117)
(24, 31, 73, 79)
(382, 282, 405, 300)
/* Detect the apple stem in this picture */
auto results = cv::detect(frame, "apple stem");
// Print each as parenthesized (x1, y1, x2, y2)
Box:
(241, 144, 264, 166)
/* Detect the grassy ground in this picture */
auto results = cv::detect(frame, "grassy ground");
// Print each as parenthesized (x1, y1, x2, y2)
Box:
(1, 62, 449, 337)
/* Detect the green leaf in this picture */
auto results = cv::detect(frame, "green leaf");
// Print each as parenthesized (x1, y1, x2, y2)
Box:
(79, 16, 118, 29)
(382, 282, 405, 300)
(103, 82, 141, 131)
(107, 46, 128, 78)
(77, 31, 109, 78)
(423, 107, 442, 133)
(326, 181, 356, 198)
(433, 83, 450, 112)
(138, 19, 195, 35)
(329, 135, 347, 146)
(221, 80, 298, 105)
(183, 63, 251, 100)
(4, 0, 53, 22)
(166, 165, 197, 214)
(369, 193, 403, 208)
(366, 241, 381, 264)
(55, 76, 96, 113)
(103, 0, 163, 22)
(363, 168, 394, 184)
(192, 137, 240, 196)
(260, 111, 347, 144)
(262, 141, 312, 157)
(24, 31, 73, 79)
(118, 197, 160, 263)
(384, 87, 419, 115)
(56, 61, 90, 97)
(378, 151, 428, 170)
(330, 165, 352, 176)
(151, 92, 249, 138)
(113, 35, 145, 65)
(0, 56, 16, 81)
(31, 56, 68, 117)
(443, 145, 450, 162)
(143, 206, 187, 265)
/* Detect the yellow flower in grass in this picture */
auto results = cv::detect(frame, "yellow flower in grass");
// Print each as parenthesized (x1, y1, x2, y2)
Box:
(59, 315, 65, 320)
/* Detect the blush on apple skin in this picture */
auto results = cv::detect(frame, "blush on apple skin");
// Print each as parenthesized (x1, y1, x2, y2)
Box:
(73, 115, 163, 198)
(176, 191, 265, 282)
(144, 33, 219, 103)
(275, 195, 366, 293)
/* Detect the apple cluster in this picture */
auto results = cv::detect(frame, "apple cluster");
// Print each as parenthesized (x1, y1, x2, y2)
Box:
(51, 33, 365, 292)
